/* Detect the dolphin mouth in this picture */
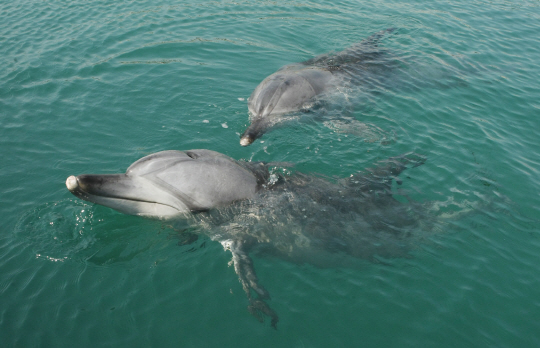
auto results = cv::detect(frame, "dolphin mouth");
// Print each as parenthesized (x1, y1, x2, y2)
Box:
(240, 118, 268, 146)
(65, 175, 184, 218)
(66, 175, 158, 204)
(65, 175, 79, 191)
(240, 135, 254, 146)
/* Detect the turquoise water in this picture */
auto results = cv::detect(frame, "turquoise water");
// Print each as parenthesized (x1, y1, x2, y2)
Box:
(2, 0, 540, 346)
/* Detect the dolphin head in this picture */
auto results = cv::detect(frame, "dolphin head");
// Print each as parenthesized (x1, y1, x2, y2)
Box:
(241, 67, 334, 146)
(66, 150, 266, 219)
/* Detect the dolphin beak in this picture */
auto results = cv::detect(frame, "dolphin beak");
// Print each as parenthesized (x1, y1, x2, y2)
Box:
(66, 175, 79, 191)
(65, 174, 187, 218)
(240, 135, 253, 146)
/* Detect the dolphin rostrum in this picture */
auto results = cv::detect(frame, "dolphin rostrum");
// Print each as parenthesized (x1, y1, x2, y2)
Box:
(67, 149, 430, 328)
(240, 28, 396, 146)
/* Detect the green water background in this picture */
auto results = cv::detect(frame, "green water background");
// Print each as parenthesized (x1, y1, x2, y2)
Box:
(1, 0, 539, 346)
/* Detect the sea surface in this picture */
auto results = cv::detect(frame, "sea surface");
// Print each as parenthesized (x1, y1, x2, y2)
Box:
(1, 0, 540, 346)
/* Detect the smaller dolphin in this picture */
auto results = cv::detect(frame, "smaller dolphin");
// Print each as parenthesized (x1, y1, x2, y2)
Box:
(240, 28, 396, 146)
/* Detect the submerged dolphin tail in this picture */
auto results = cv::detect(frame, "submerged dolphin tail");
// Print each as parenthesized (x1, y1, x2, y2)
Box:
(344, 152, 425, 195)
(359, 27, 397, 47)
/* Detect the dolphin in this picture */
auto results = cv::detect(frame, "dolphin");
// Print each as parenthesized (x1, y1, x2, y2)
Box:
(65, 150, 270, 218)
(66, 149, 429, 328)
(240, 28, 396, 146)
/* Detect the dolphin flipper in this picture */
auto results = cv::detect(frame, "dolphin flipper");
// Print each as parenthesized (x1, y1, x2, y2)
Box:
(248, 299, 279, 329)
(225, 240, 279, 328)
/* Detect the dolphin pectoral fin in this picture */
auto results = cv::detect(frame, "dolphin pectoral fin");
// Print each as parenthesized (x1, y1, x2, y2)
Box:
(248, 299, 279, 329)
(229, 240, 270, 299)
(225, 240, 279, 328)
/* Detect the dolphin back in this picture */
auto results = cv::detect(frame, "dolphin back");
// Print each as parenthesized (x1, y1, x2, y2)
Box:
(247, 66, 334, 118)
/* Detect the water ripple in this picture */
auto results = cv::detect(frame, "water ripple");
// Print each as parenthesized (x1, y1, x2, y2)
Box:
(1, 0, 540, 345)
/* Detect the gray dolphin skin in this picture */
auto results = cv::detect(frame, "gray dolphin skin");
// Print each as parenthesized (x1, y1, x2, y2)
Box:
(240, 28, 396, 146)
(66, 149, 431, 328)
(66, 150, 269, 218)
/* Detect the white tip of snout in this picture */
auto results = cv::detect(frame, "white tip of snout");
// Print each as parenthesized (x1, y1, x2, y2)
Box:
(66, 176, 78, 191)
(240, 137, 252, 147)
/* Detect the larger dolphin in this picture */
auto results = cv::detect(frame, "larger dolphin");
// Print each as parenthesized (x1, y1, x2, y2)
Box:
(240, 28, 396, 146)
(66, 149, 430, 328)
(66, 150, 269, 217)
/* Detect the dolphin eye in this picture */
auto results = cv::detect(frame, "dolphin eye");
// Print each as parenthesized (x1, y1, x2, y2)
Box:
(185, 151, 199, 159)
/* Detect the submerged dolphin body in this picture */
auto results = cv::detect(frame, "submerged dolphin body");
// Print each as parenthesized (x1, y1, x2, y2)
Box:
(67, 149, 430, 328)
(240, 28, 396, 146)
